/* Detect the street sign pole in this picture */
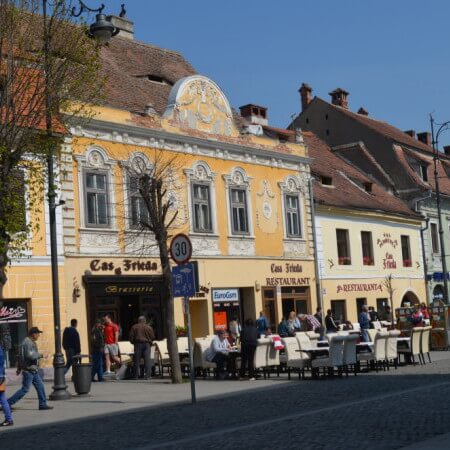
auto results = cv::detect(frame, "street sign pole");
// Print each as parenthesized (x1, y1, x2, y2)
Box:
(185, 296, 196, 404)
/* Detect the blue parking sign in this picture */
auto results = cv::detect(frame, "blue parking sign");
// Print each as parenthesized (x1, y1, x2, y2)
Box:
(172, 263, 196, 298)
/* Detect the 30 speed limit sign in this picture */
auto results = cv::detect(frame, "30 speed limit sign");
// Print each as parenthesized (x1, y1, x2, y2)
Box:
(169, 233, 193, 265)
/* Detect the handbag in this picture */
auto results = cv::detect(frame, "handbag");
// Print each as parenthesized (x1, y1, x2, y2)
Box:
(0, 381, 5, 392)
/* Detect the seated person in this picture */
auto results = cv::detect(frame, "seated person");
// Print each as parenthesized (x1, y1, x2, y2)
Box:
(342, 321, 354, 331)
(205, 330, 231, 379)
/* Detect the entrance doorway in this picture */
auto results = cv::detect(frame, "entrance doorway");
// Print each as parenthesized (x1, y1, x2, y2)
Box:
(262, 288, 277, 328)
(281, 286, 310, 319)
(401, 291, 420, 306)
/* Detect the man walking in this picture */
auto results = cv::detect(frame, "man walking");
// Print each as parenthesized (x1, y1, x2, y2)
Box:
(62, 319, 81, 375)
(91, 319, 104, 382)
(129, 316, 155, 379)
(103, 315, 120, 375)
(8, 327, 53, 410)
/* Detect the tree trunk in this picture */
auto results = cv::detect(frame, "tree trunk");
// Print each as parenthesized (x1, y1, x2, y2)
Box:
(158, 235, 182, 384)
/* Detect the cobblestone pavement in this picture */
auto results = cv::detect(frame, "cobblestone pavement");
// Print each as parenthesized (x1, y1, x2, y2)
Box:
(2, 355, 450, 449)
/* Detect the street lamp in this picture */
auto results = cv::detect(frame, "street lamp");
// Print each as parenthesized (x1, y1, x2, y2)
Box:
(430, 115, 449, 305)
(42, 0, 121, 401)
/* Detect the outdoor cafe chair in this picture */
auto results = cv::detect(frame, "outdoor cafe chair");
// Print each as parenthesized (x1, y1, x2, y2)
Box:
(266, 338, 280, 376)
(368, 329, 379, 343)
(306, 331, 320, 344)
(254, 338, 271, 378)
(398, 327, 422, 365)
(311, 336, 345, 377)
(193, 339, 216, 378)
(281, 337, 310, 380)
(420, 326, 432, 364)
(342, 334, 358, 376)
(385, 329, 400, 369)
(295, 332, 311, 350)
(358, 331, 388, 371)
(177, 337, 190, 375)
(154, 339, 171, 377)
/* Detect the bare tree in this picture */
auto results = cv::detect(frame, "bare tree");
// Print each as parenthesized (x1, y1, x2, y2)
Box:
(382, 274, 396, 329)
(0, 0, 104, 297)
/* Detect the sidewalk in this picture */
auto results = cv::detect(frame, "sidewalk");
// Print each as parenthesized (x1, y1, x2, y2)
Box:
(400, 432, 450, 449)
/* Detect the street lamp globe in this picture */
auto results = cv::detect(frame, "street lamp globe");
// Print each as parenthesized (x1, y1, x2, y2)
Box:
(89, 13, 118, 44)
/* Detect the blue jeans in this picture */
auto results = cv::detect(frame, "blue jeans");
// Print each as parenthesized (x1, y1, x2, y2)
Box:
(0, 391, 12, 422)
(8, 370, 47, 408)
(91, 351, 104, 381)
(361, 328, 370, 343)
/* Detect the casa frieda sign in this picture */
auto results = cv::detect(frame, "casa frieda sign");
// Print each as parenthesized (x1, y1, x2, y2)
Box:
(89, 259, 158, 275)
(0, 305, 27, 323)
(336, 283, 383, 294)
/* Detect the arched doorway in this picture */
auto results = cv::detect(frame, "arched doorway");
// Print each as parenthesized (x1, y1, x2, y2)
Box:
(433, 285, 445, 302)
(401, 291, 420, 306)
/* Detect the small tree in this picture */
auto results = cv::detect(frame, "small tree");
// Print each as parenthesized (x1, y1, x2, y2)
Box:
(0, 0, 104, 298)
(383, 274, 396, 329)
(126, 151, 183, 384)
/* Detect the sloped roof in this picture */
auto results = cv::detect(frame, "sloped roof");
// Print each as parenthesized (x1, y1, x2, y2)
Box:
(304, 132, 418, 217)
(99, 37, 197, 115)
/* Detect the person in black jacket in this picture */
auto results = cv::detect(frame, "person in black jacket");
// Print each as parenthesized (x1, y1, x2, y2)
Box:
(239, 318, 259, 380)
(62, 319, 81, 375)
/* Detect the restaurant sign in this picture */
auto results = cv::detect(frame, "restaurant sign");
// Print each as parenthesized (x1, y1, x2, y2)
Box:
(0, 304, 27, 324)
(89, 259, 158, 275)
(336, 283, 383, 294)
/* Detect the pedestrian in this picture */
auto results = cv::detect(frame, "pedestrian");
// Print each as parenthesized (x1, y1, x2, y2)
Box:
(91, 319, 105, 382)
(0, 343, 13, 426)
(239, 318, 258, 380)
(103, 314, 121, 375)
(228, 316, 241, 343)
(129, 316, 155, 380)
(8, 327, 53, 410)
(325, 309, 338, 333)
(359, 305, 371, 342)
(62, 318, 81, 375)
(256, 311, 269, 337)
(314, 307, 323, 324)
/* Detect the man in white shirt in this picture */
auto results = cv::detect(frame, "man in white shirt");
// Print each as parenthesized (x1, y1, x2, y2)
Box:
(205, 330, 231, 379)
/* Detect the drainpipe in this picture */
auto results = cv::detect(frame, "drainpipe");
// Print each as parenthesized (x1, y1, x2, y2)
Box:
(308, 177, 324, 326)
(415, 191, 432, 305)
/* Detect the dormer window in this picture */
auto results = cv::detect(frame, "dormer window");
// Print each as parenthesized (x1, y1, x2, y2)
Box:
(420, 164, 428, 182)
(364, 182, 372, 192)
(136, 74, 172, 85)
(321, 176, 333, 186)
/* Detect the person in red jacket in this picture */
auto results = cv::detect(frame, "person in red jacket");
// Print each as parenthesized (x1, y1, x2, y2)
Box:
(103, 315, 121, 375)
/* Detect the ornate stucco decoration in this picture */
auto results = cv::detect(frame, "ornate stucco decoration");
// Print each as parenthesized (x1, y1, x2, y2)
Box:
(255, 180, 278, 233)
(164, 75, 237, 136)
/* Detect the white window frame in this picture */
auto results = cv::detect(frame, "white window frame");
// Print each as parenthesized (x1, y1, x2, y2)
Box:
(223, 167, 253, 237)
(75, 146, 116, 230)
(430, 221, 440, 254)
(278, 175, 306, 240)
(184, 161, 217, 235)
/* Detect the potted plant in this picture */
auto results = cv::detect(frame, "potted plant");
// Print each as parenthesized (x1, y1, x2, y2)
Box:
(176, 326, 187, 337)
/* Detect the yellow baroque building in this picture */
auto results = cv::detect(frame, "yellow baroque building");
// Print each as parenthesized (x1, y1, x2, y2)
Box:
(54, 36, 318, 355)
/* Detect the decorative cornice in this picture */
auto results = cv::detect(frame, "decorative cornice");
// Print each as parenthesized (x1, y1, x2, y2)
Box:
(70, 118, 312, 170)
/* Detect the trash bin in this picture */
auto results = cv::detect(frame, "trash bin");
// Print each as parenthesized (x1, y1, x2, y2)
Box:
(72, 356, 92, 395)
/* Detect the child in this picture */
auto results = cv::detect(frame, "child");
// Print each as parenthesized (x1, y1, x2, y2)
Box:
(0, 344, 13, 426)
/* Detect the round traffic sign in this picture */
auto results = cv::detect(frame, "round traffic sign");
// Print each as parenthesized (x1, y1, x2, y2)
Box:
(169, 233, 192, 265)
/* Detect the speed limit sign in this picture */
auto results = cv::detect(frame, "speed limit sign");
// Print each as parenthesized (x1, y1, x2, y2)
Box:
(170, 233, 193, 265)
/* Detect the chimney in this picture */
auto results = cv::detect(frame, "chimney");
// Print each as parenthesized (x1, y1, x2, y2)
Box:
(404, 130, 416, 139)
(107, 14, 134, 40)
(299, 83, 312, 112)
(417, 132, 432, 146)
(357, 107, 368, 116)
(239, 104, 268, 126)
(443, 145, 450, 156)
(329, 88, 349, 109)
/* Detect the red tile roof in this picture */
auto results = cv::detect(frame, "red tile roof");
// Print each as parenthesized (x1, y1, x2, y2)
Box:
(304, 132, 418, 217)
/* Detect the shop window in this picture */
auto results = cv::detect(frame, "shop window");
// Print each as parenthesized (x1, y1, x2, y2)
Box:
(128, 176, 150, 228)
(361, 231, 374, 265)
(84, 171, 109, 227)
(336, 228, 351, 265)
(401, 235, 412, 267)
(430, 222, 440, 254)
(376, 298, 389, 314)
(356, 298, 366, 315)
(284, 194, 302, 237)
(192, 183, 212, 233)
(331, 300, 347, 323)
(230, 188, 249, 234)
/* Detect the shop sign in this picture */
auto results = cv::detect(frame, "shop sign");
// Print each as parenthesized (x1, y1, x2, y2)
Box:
(336, 283, 383, 294)
(191, 285, 210, 300)
(89, 259, 158, 275)
(0, 304, 27, 323)
(382, 253, 397, 269)
(265, 277, 310, 287)
(270, 263, 303, 273)
(377, 233, 398, 249)
(212, 289, 239, 302)
(104, 285, 154, 294)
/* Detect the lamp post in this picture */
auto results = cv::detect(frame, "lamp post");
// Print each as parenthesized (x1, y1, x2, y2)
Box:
(42, 0, 120, 400)
(430, 115, 449, 305)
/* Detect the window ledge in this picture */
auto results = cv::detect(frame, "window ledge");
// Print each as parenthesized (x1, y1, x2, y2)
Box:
(190, 232, 220, 238)
(283, 237, 306, 242)
(228, 235, 255, 240)
(79, 227, 119, 233)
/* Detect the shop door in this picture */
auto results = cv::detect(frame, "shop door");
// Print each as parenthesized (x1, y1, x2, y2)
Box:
(120, 296, 140, 341)
(262, 288, 277, 328)
(356, 298, 367, 315)
(331, 300, 347, 324)
(213, 303, 240, 332)
(281, 287, 311, 319)
(141, 296, 164, 340)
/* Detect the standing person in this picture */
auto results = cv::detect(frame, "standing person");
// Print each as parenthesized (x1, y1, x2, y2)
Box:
(8, 327, 53, 410)
(256, 311, 269, 337)
(103, 315, 120, 375)
(239, 318, 258, 380)
(0, 343, 13, 426)
(325, 309, 338, 333)
(129, 316, 155, 380)
(298, 314, 324, 339)
(314, 307, 323, 324)
(368, 306, 379, 326)
(359, 305, 371, 342)
(91, 320, 105, 382)
(205, 330, 231, 379)
(62, 319, 81, 375)
(228, 316, 241, 343)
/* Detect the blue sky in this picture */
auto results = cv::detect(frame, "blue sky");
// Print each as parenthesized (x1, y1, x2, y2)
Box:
(103, 0, 450, 146)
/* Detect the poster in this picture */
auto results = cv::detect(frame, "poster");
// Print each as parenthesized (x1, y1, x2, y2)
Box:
(213, 311, 227, 331)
